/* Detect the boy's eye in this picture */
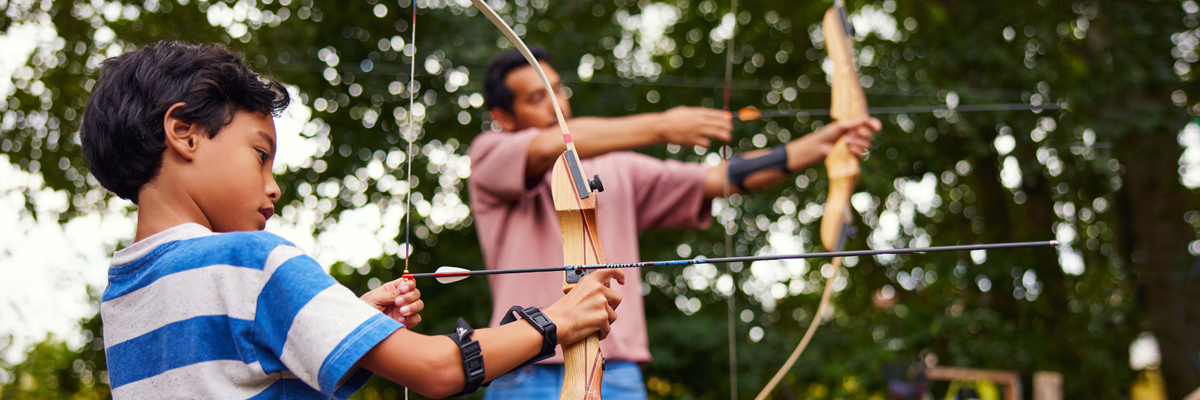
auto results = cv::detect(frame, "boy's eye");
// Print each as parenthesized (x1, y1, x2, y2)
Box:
(258, 150, 270, 163)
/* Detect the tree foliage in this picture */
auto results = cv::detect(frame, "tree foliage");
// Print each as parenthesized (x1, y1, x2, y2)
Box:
(1, 0, 1197, 398)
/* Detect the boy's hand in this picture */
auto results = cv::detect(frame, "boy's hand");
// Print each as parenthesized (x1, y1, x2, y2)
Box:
(541, 269, 625, 345)
(361, 278, 423, 329)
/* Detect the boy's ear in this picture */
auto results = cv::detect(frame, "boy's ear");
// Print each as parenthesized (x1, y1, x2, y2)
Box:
(489, 108, 517, 132)
(162, 102, 201, 161)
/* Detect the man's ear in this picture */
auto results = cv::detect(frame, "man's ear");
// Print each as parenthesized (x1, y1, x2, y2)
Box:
(489, 108, 518, 132)
(162, 102, 201, 161)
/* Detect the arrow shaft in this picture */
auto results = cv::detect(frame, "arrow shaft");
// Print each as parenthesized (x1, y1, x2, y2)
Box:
(748, 103, 1062, 119)
(402, 240, 1058, 281)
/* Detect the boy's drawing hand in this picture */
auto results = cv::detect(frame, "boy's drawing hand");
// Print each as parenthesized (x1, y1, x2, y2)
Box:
(361, 278, 423, 329)
(541, 269, 624, 344)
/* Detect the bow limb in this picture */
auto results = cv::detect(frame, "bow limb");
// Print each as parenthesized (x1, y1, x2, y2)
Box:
(468, 1, 604, 398)
(756, 2, 867, 399)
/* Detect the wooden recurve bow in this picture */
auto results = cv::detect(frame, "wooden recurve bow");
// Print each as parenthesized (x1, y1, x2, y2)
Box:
(468, 0, 606, 397)
(755, 1, 867, 398)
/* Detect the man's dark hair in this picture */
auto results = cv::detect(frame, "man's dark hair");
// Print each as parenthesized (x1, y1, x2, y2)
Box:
(483, 46, 552, 114)
(80, 41, 290, 203)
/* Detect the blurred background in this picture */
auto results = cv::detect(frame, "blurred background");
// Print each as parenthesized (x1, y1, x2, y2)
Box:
(0, 0, 1197, 398)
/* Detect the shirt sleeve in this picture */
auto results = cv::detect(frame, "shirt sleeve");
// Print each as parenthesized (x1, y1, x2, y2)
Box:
(623, 153, 714, 232)
(251, 245, 402, 400)
(467, 129, 542, 202)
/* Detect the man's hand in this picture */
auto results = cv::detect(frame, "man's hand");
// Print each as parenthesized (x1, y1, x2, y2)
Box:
(361, 278, 424, 329)
(785, 116, 881, 171)
(806, 116, 881, 156)
(656, 106, 733, 147)
(541, 269, 625, 344)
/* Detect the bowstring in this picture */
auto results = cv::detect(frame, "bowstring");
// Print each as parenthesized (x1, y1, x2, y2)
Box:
(402, 1, 418, 399)
(721, 0, 739, 398)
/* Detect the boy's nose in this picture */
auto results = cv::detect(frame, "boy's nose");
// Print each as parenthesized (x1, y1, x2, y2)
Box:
(266, 179, 281, 203)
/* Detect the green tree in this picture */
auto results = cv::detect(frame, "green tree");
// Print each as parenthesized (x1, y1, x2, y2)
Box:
(0, 302, 109, 400)
(1, 0, 1196, 398)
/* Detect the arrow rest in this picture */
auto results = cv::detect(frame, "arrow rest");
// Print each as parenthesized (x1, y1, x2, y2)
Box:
(588, 175, 604, 193)
(566, 265, 589, 283)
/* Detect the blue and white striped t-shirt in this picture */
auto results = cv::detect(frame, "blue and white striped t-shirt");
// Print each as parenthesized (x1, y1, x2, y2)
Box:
(101, 223, 402, 399)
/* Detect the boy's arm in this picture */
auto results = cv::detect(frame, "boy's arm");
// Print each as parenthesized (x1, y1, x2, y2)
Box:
(525, 106, 733, 177)
(358, 269, 624, 398)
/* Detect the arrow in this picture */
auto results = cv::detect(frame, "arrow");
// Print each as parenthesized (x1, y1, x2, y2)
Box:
(402, 240, 1058, 284)
(734, 103, 1063, 121)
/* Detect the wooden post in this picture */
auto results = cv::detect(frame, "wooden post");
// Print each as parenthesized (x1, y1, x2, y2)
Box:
(926, 366, 1022, 400)
(1033, 371, 1063, 400)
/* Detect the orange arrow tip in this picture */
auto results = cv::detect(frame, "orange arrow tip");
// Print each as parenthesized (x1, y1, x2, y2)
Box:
(737, 107, 761, 121)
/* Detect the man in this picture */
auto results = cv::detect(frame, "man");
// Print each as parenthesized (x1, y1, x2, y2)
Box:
(467, 47, 879, 399)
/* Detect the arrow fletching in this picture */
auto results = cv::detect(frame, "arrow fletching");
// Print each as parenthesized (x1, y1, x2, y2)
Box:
(737, 106, 761, 121)
(434, 266, 472, 284)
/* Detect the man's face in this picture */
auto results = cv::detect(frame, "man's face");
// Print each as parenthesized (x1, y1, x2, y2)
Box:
(191, 110, 281, 232)
(500, 61, 572, 131)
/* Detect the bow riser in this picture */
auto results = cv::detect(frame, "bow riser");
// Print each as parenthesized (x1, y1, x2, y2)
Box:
(552, 154, 606, 399)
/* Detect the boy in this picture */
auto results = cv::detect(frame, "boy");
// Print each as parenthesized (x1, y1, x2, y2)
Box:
(80, 41, 624, 399)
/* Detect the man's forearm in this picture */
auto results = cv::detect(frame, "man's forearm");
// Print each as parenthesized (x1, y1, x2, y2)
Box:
(525, 114, 664, 177)
(701, 135, 831, 199)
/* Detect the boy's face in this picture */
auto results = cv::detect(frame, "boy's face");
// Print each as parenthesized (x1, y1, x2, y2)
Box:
(496, 61, 572, 131)
(191, 110, 281, 232)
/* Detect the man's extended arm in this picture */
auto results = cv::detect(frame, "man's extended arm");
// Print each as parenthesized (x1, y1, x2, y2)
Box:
(524, 106, 732, 177)
(701, 116, 881, 199)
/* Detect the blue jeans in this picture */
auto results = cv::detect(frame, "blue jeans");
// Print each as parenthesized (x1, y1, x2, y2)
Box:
(483, 361, 647, 400)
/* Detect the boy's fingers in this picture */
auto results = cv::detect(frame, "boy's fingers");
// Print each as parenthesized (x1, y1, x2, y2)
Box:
(379, 279, 407, 297)
(393, 289, 421, 306)
(590, 269, 626, 286)
(404, 300, 424, 316)
(605, 286, 623, 310)
(596, 319, 612, 341)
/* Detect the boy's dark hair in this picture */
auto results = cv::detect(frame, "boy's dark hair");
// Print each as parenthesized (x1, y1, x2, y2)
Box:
(81, 41, 290, 203)
(483, 46, 552, 114)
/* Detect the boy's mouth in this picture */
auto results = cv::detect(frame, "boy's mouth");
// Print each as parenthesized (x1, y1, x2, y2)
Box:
(259, 208, 274, 223)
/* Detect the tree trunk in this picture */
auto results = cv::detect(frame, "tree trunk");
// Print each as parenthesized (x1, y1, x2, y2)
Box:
(1115, 126, 1199, 399)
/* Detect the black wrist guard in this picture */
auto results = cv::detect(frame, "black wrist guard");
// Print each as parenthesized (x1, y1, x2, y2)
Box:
(446, 318, 485, 396)
(727, 145, 791, 192)
(499, 306, 558, 369)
